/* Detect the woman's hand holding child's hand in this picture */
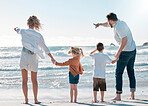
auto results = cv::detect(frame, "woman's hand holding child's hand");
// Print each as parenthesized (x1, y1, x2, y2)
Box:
(51, 58, 55, 64)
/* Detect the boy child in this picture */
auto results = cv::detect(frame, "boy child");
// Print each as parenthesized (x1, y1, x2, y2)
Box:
(90, 43, 118, 103)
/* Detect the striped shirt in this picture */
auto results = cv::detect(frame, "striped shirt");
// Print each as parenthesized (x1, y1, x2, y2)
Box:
(55, 56, 84, 77)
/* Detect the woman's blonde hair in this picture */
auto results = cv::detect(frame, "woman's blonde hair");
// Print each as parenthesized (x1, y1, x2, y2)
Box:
(27, 15, 41, 31)
(71, 47, 84, 58)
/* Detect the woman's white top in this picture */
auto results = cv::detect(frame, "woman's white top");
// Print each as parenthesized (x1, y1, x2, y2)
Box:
(16, 28, 50, 59)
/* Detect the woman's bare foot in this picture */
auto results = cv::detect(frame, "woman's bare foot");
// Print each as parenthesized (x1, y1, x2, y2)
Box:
(23, 99, 28, 104)
(35, 100, 41, 104)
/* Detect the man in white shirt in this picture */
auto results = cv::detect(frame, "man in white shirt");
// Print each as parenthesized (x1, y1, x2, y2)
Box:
(94, 13, 136, 101)
(90, 43, 118, 103)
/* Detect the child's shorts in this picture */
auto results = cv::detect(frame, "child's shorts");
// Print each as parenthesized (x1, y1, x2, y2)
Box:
(93, 77, 106, 91)
(69, 71, 79, 84)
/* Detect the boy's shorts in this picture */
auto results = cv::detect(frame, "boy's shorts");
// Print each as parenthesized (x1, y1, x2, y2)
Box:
(93, 77, 106, 91)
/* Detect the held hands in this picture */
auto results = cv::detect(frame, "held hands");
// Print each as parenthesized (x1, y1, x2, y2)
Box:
(93, 23, 100, 29)
(111, 57, 119, 64)
(116, 57, 119, 61)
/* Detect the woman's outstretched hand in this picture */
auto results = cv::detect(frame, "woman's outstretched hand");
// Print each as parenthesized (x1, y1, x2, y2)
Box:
(14, 27, 18, 32)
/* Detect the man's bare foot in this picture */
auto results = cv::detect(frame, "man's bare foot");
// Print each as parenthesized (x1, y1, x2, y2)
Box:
(35, 100, 41, 104)
(112, 97, 121, 101)
(130, 92, 135, 100)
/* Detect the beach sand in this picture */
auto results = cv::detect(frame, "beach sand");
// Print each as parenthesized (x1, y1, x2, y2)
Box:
(0, 87, 148, 106)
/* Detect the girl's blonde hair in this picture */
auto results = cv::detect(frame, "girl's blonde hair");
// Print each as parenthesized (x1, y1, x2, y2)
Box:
(71, 47, 84, 58)
(27, 15, 41, 31)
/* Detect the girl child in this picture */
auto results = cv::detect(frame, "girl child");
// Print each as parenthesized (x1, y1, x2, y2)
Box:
(14, 15, 54, 104)
(52, 47, 84, 103)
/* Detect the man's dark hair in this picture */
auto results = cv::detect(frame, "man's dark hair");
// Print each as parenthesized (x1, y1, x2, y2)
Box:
(106, 13, 118, 21)
(97, 43, 104, 51)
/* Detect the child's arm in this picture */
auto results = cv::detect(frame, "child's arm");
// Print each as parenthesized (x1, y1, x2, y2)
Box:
(111, 58, 119, 64)
(89, 49, 97, 56)
(52, 59, 70, 66)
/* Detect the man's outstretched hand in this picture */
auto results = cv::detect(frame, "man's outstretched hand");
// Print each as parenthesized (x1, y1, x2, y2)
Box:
(93, 23, 99, 29)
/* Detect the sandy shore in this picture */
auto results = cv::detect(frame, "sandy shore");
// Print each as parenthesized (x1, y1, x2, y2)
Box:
(0, 87, 148, 106)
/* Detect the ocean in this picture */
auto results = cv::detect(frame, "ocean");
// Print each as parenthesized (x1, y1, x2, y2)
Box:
(0, 46, 148, 89)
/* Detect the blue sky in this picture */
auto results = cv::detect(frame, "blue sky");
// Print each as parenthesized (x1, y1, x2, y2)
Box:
(0, 0, 148, 46)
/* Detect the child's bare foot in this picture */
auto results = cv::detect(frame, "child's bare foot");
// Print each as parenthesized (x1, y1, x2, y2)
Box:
(112, 97, 121, 101)
(127, 97, 135, 100)
(35, 100, 41, 104)
(74, 100, 77, 103)
(100, 100, 105, 102)
(92, 100, 99, 103)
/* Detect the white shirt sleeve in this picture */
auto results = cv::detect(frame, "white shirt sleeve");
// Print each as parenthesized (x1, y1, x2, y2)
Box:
(106, 55, 112, 64)
(16, 28, 25, 35)
(38, 35, 50, 55)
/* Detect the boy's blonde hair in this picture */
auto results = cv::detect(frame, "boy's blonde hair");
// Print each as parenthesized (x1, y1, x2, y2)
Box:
(71, 47, 84, 58)
(27, 15, 41, 31)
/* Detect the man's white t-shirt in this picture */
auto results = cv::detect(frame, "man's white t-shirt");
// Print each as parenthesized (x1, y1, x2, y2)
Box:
(114, 20, 136, 51)
(90, 52, 112, 79)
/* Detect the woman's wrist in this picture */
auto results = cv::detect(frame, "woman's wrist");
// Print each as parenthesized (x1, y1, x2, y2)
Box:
(54, 61, 57, 65)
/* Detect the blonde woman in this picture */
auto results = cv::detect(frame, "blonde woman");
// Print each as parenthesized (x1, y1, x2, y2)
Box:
(14, 15, 54, 104)
(52, 47, 84, 103)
